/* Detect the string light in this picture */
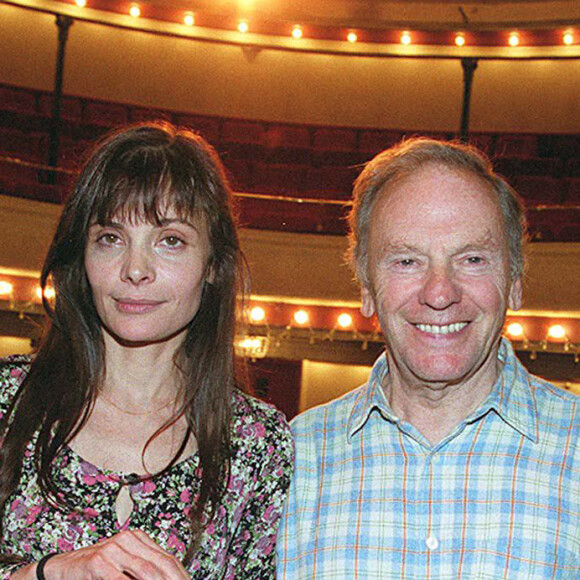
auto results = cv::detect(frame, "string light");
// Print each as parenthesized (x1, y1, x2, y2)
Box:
(506, 322, 524, 338)
(35, 286, 55, 301)
(129, 4, 141, 18)
(0, 281, 13, 296)
(183, 12, 195, 26)
(508, 32, 520, 47)
(293, 309, 309, 325)
(249, 306, 266, 323)
(400, 31, 412, 45)
(292, 25, 303, 39)
(455, 33, 466, 47)
(547, 324, 566, 340)
(75, 0, 87, 7)
(337, 313, 353, 329)
(237, 20, 249, 33)
(563, 32, 574, 45)
(347, 31, 358, 43)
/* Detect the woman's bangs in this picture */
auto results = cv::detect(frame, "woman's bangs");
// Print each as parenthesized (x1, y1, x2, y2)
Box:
(90, 162, 201, 226)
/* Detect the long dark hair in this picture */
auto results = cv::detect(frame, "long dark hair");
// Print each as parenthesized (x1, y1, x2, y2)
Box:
(0, 122, 247, 563)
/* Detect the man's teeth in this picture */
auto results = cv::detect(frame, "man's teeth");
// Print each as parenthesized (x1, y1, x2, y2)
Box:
(415, 322, 467, 334)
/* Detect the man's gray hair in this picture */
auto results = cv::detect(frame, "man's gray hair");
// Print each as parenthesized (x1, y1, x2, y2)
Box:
(347, 137, 529, 287)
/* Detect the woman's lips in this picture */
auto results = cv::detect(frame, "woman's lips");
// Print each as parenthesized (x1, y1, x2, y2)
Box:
(114, 298, 164, 314)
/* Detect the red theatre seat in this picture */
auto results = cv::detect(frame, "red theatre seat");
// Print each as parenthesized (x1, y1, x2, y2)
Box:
(312, 127, 360, 166)
(358, 129, 404, 158)
(262, 124, 311, 164)
(0, 85, 37, 116)
(83, 100, 129, 128)
(494, 134, 539, 158)
(563, 178, 580, 204)
(508, 175, 564, 205)
(174, 113, 220, 145)
(252, 162, 307, 195)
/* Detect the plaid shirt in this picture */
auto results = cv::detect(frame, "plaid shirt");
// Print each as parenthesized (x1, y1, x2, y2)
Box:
(277, 339, 580, 579)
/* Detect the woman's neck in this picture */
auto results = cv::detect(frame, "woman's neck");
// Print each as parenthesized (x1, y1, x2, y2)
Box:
(101, 333, 183, 409)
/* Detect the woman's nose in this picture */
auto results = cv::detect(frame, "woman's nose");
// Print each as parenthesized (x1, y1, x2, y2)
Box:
(120, 247, 155, 285)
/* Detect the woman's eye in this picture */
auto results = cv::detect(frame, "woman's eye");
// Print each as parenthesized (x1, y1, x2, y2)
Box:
(97, 233, 121, 245)
(161, 235, 185, 247)
(399, 258, 415, 267)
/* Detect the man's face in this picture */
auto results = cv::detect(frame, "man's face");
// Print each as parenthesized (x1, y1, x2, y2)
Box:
(362, 163, 522, 388)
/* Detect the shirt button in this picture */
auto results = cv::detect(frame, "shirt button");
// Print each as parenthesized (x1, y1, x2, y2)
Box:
(426, 535, 439, 550)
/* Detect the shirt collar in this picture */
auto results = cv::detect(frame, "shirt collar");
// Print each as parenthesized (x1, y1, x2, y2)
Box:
(346, 337, 538, 444)
(347, 351, 395, 441)
(470, 337, 539, 443)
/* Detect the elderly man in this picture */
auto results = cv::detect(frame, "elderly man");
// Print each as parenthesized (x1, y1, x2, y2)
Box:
(277, 138, 580, 578)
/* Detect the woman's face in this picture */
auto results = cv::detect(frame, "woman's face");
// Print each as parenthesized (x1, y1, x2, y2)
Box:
(84, 209, 211, 346)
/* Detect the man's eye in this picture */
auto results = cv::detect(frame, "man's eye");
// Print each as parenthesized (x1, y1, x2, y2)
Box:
(466, 256, 484, 264)
(399, 258, 415, 267)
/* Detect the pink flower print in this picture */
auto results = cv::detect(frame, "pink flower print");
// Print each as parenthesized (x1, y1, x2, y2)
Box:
(262, 504, 279, 525)
(206, 522, 215, 535)
(25, 505, 43, 524)
(179, 489, 191, 503)
(142, 480, 156, 494)
(167, 533, 186, 553)
(82, 474, 97, 485)
(57, 538, 75, 551)
(10, 368, 23, 379)
(84, 507, 99, 518)
(256, 534, 273, 555)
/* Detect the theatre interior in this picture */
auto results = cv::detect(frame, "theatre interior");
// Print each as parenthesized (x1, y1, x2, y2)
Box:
(0, 0, 579, 419)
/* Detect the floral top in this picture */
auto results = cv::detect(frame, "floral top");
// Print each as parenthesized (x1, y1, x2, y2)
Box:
(0, 356, 294, 579)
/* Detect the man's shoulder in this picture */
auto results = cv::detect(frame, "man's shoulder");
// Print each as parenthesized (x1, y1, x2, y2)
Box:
(290, 383, 368, 437)
(528, 372, 580, 418)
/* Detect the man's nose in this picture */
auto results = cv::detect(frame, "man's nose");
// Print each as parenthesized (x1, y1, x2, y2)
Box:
(418, 265, 462, 309)
(120, 247, 155, 285)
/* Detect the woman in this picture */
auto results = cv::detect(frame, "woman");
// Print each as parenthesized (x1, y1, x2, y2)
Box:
(0, 122, 293, 579)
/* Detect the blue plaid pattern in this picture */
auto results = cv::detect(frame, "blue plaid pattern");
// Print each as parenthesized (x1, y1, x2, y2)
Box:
(277, 339, 580, 579)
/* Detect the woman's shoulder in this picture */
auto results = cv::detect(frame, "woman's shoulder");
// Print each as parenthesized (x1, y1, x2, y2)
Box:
(231, 390, 293, 452)
(0, 354, 32, 412)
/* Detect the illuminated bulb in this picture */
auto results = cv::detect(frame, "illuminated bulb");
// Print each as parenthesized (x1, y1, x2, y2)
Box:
(401, 31, 412, 45)
(183, 12, 195, 26)
(129, 4, 141, 18)
(240, 337, 261, 349)
(347, 32, 358, 44)
(0, 281, 13, 296)
(337, 313, 353, 329)
(506, 322, 524, 338)
(293, 309, 309, 325)
(548, 324, 566, 340)
(455, 33, 466, 47)
(508, 33, 519, 47)
(238, 20, 249, 33)
(249, 306, 266, 323)
(292, 25, 303, 39)
(563, 32, 574, 46)
(75, 0, 87, 7)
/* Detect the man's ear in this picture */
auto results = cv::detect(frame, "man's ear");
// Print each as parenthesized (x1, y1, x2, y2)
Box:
(508, 277, 523, 311)
(361, 286, 376, 318)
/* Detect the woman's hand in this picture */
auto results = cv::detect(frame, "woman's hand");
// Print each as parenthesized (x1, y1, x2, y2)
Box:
(11, 530, 189, 580)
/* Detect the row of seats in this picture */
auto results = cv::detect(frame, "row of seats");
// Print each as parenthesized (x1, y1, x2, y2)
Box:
(2, 159, 575, 241)
(0, 83, 578, 240)
(2, 148, 580, 206)
(2, 83, 580, 165)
